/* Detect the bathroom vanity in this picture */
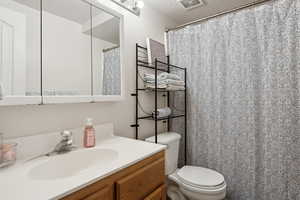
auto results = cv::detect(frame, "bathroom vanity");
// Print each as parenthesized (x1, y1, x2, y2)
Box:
(61, 151, 165, 200)
(0, 123, 167, 200)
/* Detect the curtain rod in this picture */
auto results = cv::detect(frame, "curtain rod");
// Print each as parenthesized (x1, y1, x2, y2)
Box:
(167, 0, 273, 32)
(103, 46, 120, 53)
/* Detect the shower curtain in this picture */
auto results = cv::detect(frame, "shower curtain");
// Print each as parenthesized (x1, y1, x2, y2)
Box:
(168, 0, 300, 199)
(102, 47, 121, 95)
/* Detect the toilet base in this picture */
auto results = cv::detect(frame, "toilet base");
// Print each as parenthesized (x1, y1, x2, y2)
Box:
(167, 184, 226, 200)
(167, 176, 226, 200)
(167, 184, 187, 200)
(180, 186, 226, 200)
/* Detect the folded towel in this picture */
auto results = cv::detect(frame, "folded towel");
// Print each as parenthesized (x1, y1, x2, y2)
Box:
(143, 73, 155, 82)
(143, 72, 182, 82)
(158, 72, 181, 81)
(143, 79, 165, 85)
(161, 79, 185, 86)
(144, 82, 167, 89)
(144, 83, 185, 91)
(166, 85, 185, 91)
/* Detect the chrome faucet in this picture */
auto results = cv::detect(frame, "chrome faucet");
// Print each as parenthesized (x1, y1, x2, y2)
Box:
(52, 130, 74, 154)
(25, 131, 75, 162)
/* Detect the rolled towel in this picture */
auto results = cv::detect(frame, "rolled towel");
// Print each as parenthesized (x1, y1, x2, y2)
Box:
(152, 107, 172, 118)
(158, 72, 181, 81)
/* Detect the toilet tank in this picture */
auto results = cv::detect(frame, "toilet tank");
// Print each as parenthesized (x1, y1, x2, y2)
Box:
(145, 132, 181, 175)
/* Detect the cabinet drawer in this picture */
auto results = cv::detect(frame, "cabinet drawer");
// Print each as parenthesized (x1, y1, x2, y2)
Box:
(61, 184, 113, 200)
(144, 184, 166, 200)
(116, 158, 165, 200)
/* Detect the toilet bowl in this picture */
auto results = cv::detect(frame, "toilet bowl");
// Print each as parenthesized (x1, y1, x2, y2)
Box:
(168, 166, 226, 200)
(146, 132, 227, 200)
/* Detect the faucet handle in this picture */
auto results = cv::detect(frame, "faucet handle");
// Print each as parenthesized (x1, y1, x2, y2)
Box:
(61, 130, 72, 139)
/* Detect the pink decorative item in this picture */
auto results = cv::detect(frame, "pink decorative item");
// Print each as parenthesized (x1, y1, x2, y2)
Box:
(84, 118, 96, 148)
(0, 143, 17, 168)
(0, 133, 3, 164)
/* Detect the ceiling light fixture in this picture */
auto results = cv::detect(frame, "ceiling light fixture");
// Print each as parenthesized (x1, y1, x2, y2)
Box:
(177, 0, 205, 10)
(110, 0, 144, 16)
(135, 0, 145, 9)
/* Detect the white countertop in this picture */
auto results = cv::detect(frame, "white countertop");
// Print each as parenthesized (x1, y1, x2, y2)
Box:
(0, 137, 166, 200)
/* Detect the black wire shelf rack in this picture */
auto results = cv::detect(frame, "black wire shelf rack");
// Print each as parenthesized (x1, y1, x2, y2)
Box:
(130, 43, 187, 165)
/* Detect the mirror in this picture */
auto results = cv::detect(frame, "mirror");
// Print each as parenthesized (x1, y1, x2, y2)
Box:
(101, 46, 121, 95)
(43, 0, 122, 102)
(91, 5, 121, 96)
(0, 0, 41, 103)
(42, 0, 92, 97)
(0, 0, 122, 105)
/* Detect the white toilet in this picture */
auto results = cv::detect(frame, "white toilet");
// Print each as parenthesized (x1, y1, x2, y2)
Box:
(146, 132, 226, 200)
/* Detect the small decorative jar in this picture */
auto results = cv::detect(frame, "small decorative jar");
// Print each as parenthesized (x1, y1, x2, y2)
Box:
(0, 133, 17, 168)
(0, 133, 3, 164)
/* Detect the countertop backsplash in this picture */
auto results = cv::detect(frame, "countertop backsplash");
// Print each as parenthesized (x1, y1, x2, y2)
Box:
(4, 123, 114, 161)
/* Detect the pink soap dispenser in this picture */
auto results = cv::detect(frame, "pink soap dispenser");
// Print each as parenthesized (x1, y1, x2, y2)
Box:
(84, 118, 96, 148)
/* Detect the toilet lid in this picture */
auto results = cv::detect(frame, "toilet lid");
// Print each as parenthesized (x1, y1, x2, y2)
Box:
(177, 166, 225, 188)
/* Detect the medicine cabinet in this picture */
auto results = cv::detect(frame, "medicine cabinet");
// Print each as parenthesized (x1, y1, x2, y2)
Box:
(0, 0, 123, 106)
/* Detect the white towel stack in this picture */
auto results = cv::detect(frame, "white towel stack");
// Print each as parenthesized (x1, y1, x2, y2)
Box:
(143, 72, 185, 91)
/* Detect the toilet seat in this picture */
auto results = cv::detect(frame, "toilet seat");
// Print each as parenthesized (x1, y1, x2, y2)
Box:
(176, 166, 226, 191)
(168, 166, 227, 199)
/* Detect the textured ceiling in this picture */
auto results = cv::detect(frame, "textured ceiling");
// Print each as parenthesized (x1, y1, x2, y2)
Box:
(146, 0, 260, 26)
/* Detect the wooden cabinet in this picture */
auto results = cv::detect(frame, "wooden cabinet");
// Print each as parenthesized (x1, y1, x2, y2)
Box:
(61, 151, 165, 200)
(144, 185, 166, 200)
(116, 158, 165, 200)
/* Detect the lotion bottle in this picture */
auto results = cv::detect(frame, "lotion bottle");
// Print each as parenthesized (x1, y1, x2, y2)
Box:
(84, 118, 96, 148)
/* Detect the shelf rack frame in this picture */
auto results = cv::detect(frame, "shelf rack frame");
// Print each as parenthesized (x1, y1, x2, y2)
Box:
(131, 44, 187, 164)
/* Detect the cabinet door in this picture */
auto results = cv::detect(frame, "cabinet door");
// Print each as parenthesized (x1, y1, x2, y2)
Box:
(116, 158, 165, 200)
(144, 185, 166, 200)
(0, 0, 42, 106)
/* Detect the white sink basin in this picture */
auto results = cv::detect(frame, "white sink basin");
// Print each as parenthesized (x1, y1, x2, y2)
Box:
(28, 148, 118, 180)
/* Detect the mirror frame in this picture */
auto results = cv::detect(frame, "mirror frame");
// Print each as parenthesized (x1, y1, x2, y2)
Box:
(0, 0, 124, 106)
(0, 96, 42, 106)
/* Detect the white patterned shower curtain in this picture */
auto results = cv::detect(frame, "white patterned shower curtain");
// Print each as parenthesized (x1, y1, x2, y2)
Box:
(168, 0, 300, 199)
(102, 47, 121, 95)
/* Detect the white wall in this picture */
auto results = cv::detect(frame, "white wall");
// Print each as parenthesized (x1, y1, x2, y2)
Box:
(0, 0, 176, 139)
